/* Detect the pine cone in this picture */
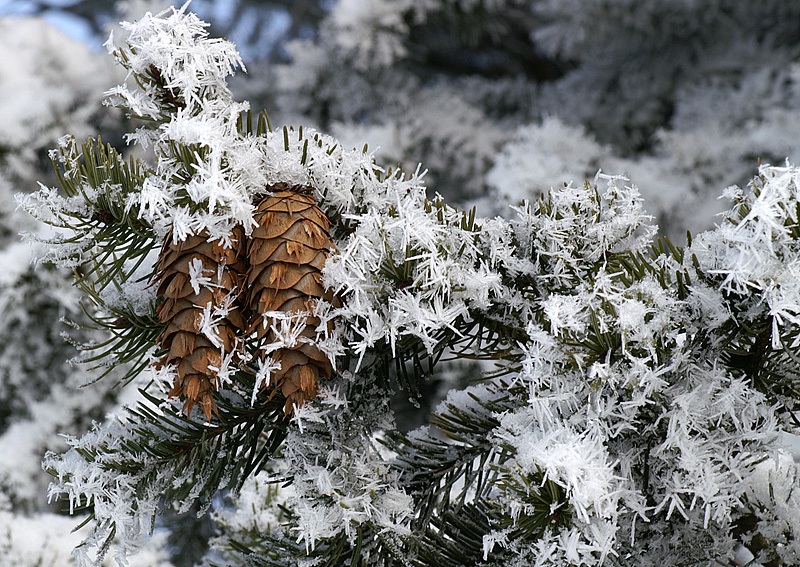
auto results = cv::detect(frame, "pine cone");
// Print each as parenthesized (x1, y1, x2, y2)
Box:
(247, 184, 338, 415)
(155, 227, 247, 419)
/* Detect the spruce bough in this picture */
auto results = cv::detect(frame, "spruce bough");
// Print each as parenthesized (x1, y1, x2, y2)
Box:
(17, 6, 800, 567)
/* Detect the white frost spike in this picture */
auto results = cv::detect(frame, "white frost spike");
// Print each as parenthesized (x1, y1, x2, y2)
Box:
(197, 293, 236, 349)
(188, 257, 214, 295)
(733, 544, 755, 566)
(252, 356, 282, 406)
(260, 310, 313, 353)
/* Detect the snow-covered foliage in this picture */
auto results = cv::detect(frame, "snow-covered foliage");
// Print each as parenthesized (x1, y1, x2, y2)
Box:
(4, 3, 800, 567)
(104, 5, 261, 239)
(0, 17, 117, 186)
(0, 495, 173, 567)
(0, 260, 97, 508)
(483, 118, 729, 236)
(0, 189, 173, 565)
(0, 14, 178, 567)
(0, 229, 176, 565)
(331, 87, 507, 200)
(247, 0, 800, 242)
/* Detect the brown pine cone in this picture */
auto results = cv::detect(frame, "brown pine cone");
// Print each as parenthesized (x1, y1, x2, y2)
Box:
(247, 184, 338, 415)
(155, 226, 247, 419)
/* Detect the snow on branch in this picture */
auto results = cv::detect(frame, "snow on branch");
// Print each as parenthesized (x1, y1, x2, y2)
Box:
(29, 4, 800, 567)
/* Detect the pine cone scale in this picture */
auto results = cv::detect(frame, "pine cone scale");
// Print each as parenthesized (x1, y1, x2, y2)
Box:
(255, 214, 331, 242)
(247, 262, 322, 290)
(251, 240, 328, 266)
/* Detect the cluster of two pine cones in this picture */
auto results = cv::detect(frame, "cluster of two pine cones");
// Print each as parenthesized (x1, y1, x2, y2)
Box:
(155, 184, 339, 419)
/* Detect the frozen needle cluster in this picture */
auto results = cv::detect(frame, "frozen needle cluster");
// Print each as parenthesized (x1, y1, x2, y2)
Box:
(18, 6, 800, 567)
